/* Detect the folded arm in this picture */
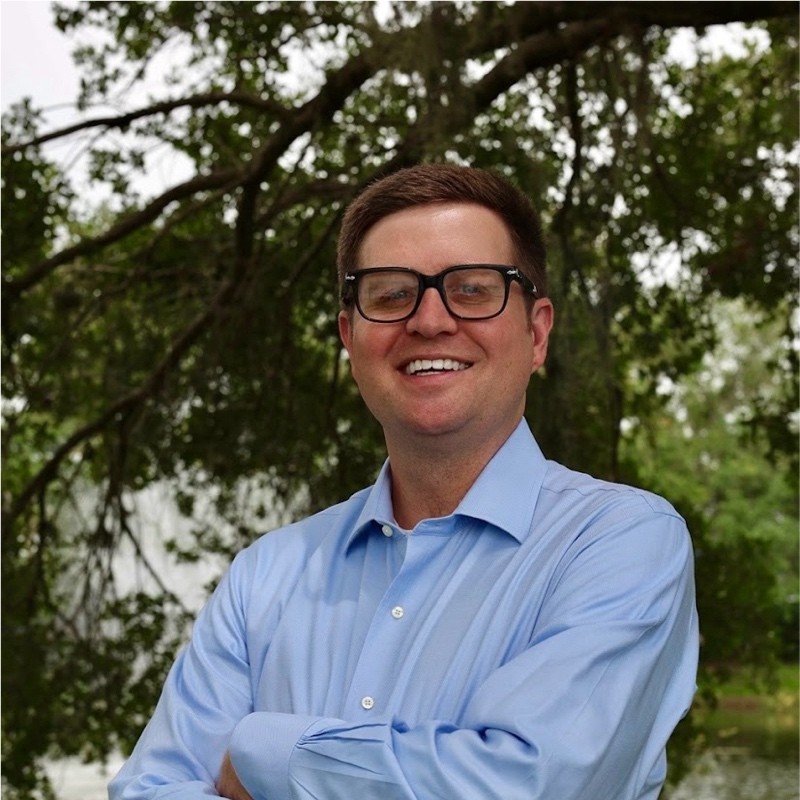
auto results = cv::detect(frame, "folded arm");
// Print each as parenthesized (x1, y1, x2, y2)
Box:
(226, 516, 697, 800)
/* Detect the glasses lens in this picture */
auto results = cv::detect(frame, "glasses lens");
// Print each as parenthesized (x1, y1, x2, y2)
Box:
(358, 270, 420, 321)
(443, 267, 507, 319)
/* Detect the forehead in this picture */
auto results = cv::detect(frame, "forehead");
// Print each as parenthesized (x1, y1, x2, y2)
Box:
(358, 202, 515, 270)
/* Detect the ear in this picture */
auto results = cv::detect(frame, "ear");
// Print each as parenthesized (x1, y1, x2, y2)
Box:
(528, 298, 554, 374)
(338, 310, 354, 356)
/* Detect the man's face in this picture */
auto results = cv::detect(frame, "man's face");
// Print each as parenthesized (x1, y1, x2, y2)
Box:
(338, 202, 553, 453)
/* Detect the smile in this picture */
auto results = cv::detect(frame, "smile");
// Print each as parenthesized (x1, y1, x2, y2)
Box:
(404, 358, 471, 376)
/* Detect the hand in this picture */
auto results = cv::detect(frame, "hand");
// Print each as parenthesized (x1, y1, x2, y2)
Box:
(216, 751, 253, 800)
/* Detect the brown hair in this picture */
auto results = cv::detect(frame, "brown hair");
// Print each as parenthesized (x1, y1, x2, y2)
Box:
(336, 163, 547, 302)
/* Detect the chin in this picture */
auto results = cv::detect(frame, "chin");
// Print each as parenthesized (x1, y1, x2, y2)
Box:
(389, 415, 471, 441)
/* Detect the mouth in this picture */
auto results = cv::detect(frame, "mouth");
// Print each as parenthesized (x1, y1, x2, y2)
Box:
(404, 358, 472, 376)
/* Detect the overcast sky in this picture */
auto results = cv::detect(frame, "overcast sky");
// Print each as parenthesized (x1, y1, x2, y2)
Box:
(1, 1, 80, 118)
(0, 0, 196, 200)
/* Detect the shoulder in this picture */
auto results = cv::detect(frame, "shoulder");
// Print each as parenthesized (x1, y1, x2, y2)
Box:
(533, 460, 692, 567)
(207, 486, 373, 620)
(231, 486, 373, 573)
(541, 459, 683, 520)
(529, 464, 696, 616)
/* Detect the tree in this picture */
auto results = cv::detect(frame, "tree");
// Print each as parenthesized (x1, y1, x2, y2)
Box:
(2, 2, 797, 796)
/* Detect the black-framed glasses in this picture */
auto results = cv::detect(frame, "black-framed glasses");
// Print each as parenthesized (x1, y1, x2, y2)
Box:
(342, 264, 538, 323)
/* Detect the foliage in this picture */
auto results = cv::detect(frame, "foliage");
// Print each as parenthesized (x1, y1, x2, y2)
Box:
(618, 299, 799, 787)
(2, 2, 797, 796)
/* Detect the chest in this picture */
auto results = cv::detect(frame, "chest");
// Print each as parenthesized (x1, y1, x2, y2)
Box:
(247, 526, 555, 725)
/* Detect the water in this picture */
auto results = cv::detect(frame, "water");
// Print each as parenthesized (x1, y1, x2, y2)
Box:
(669, 690, 800, 800)
(671, 751, 799, 799)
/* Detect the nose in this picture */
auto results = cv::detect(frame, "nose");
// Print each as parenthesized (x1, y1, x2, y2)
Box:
(405, 286, 458, 337)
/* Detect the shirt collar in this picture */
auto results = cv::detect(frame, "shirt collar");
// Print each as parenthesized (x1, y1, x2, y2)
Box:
(346, 419, 547, 548)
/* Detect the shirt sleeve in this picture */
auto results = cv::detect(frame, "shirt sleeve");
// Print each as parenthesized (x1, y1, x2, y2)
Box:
(227, 510, 698, 800)
(108, 550, 256, 799)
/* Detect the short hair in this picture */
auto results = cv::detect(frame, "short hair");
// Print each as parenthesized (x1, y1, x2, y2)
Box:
(336, 163, 547, 303)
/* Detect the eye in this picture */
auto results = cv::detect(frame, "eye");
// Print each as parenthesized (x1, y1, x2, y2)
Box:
(456, 281, 488, 296)
(380, 287, 414, 302)
(362, 274, 418, 309)
(447, 271, 501, 304)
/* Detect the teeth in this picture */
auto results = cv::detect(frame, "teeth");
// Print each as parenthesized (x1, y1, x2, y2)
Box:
(405, 358, 470, 375)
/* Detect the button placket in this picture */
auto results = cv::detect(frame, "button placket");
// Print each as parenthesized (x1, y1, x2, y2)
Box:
(345, 531, 444, 717)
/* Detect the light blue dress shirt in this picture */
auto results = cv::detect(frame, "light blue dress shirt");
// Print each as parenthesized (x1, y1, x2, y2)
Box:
(109, 420, 698, 800)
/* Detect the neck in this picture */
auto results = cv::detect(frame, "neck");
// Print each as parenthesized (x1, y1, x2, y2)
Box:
(385, 423, 518, 529)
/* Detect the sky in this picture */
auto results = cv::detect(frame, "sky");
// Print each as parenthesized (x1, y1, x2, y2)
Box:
(1, 0, 80, 118)
(1, 0, 198, 201)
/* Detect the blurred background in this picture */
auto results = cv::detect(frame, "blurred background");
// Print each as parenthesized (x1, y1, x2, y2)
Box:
(2, 2, 798, 798)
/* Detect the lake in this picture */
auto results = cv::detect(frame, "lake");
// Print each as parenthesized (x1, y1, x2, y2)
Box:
(670, 690, 799, 800)
(671, 752, 799, 799)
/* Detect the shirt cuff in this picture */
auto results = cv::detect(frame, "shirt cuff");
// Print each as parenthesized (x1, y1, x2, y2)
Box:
(229, 711, 320, 800)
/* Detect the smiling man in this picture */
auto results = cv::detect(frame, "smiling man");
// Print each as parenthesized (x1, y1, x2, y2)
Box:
(338, 199, 553, 529)
(110, 164, 698, 800)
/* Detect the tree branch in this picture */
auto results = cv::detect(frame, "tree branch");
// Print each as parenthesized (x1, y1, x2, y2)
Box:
(4, 166, 245, 300)
(1, 90, 290, 155)
(4, 53, 374, 306)
(470, 0, 799, 113)
(7, 262, 252, 523)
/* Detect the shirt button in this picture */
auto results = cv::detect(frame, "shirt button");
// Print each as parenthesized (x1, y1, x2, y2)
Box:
(381, 525, 393, 537)
(391, 606, 405, 619)
(361, 696, 375, 710)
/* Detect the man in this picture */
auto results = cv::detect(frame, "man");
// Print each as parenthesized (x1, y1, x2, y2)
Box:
(110, 164, 698, 800)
